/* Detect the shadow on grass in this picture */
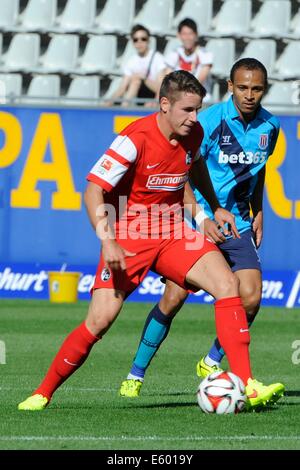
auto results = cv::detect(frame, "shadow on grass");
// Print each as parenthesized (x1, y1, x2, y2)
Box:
(151, 391, 193, 397)
(284, 390, 300, 397)
(276, 402, 300, 407)
(124, 401, 196, 409)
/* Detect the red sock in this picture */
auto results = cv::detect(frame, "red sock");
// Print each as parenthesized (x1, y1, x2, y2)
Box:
(215, 296, 252, 385)
(34, 322, 99, 400)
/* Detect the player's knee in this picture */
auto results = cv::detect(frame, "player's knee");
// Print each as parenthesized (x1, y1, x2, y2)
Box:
(216, 273, 240, 299)
(241, 286, 261, 314)
(159, 286, 188, 315)
(87, 305, 121, 336)
(87, 314, 114, 336)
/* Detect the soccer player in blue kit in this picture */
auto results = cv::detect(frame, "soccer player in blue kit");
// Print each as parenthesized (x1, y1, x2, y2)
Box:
(120, 58, 285, 408)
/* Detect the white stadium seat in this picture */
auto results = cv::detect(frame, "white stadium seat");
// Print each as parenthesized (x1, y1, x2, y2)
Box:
(263, 81, 299, 107)
(205, 38, 235, 78)
(32, 34, 79, 74)
(21, 74, 60, 105)
(172, 0, 213, 35)
(272, 41, 300, 80)
(74, 35, 117, 75)
(211, 0, 251, 37)
(134, 0, 175, 36)
(0, 73, 22, 103)
(163, 37, 181, 57)
(102, 76, 123, 101)
(287, 7, 300, 39)
(64, 76, 100, 106)
(11, 0, 57, 32)
(0, 0, 20, 31)
(239, 39, 277, 76)
(0, 33, 40, 72)
(51, 0, 96, 33)
(250, 0, 291, 38)
(90, 0, 135, 35)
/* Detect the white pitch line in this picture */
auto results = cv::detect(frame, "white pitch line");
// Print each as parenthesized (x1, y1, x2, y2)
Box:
(0, 436, 300, 442)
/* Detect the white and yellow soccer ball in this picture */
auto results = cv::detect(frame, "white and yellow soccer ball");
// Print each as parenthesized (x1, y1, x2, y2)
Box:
(197, 371, 246, 414)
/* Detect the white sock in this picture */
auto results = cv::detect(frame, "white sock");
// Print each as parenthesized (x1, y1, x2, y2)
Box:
(127, 373, 144, 382)
(204, 355, 220, 367)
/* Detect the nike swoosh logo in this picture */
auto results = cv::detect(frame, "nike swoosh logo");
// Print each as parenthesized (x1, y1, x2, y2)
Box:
(147, 163, 160, 169)
(64, 358, 78, 366)
(240, 328, 249, 333)
(247, 390, 258, 398)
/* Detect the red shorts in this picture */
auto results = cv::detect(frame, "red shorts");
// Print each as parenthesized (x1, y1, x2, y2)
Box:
(93, 225, 219, 296)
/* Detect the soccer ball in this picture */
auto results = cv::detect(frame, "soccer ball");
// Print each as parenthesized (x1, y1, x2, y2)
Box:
(197, 371, 246, 414)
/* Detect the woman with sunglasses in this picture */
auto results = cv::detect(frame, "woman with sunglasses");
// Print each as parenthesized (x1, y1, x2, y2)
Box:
(108, 24, 167, 107)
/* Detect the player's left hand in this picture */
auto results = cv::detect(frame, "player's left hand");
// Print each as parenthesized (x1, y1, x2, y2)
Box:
(252, 211, 263, 248)
(214, 208, 240, 239)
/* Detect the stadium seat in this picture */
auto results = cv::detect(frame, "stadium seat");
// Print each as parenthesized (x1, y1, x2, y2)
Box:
(89, 0, 135, 35)
(51, 0, 96, 33)
(210, 0, 251, 37)
(171, 0, 213, 35)
(163, 37, 181, 57)
(73, 35, 117, 75)
(0, 73, 22, 103)
(0, 0, 20, 31)
(10, 0, 57, 33)
(262, 81, 299, 107)
(239, 39, 277, 76)
(134, 0, 175, 36)
(271, 41, 300, 80)
(32, 34, 79, 74)
(205, 38, 235, 78)
(0, 33, 40, 72)
(64, 76, 100, 106)
(250, 0, 291, 38)
(287, 7, 300, 39)
(102, 76, 122, 102)
(21, 74, 60, 105)
(115, 36, 157, 75)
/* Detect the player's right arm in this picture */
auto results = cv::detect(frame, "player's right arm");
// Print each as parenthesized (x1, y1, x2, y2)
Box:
(84, 182, 134, 271)
(85, 132, 139, 269)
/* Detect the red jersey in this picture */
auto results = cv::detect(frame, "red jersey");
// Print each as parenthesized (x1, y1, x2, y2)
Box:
(87, 113, 203, 236)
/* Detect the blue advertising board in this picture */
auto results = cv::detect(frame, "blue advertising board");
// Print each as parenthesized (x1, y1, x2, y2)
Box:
(0, 106, 300, 305)
(1, 262, 300, 308)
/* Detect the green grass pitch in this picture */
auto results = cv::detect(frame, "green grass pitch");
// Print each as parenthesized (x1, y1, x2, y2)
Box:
(0, 299, 299, 450)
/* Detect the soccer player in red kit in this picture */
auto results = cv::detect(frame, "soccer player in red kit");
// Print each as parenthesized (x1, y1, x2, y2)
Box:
(19, 70, 257, 411)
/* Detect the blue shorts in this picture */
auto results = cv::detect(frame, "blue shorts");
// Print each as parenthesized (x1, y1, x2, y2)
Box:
(218, 229, 261, 272)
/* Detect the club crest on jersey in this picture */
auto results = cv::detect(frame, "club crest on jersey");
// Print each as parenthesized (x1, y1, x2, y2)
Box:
(258, 134, 268, 150)
(101, 267, 111, 282)
(185, 151, 192, 165)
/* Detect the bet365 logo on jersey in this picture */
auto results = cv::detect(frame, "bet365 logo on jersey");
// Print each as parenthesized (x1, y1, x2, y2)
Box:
(218, 150, 267, 165)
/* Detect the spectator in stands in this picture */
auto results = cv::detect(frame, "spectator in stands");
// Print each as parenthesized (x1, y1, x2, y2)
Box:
(107, 24, 167, 107)
(165, 18, 213, 101)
